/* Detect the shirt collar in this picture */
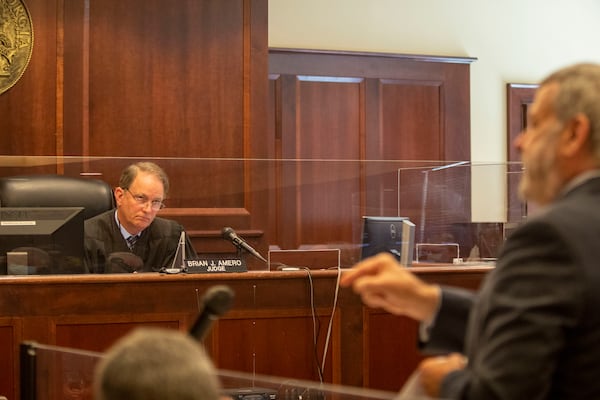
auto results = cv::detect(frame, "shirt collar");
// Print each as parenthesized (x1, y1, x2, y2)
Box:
(114, 210, 138, 240)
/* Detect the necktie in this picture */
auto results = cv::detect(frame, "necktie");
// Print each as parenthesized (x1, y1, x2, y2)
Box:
(126, 235, 138, 250)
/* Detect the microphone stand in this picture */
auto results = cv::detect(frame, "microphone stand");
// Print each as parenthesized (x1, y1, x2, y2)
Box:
(162, 232, 186, 274)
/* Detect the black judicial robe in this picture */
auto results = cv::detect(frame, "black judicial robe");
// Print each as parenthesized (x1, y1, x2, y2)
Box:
(84, 209, 197, 273)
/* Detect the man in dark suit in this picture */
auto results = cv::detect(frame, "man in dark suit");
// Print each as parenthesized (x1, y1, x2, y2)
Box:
(84, 162, 197, 273)
(341, 62, 600, 399)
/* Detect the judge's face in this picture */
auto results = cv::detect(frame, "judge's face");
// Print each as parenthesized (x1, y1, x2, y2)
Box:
(514, 83, 566, 206)
(114, 172, 165, 235)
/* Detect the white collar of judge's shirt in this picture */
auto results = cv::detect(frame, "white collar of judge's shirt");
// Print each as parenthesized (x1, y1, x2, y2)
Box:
(114, 210, 140, 241)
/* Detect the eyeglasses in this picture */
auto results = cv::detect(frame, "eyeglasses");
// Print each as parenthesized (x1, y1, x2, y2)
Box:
(123, 188, 165, 211)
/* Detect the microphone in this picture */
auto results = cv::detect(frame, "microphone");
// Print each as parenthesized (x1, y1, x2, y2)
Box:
(189, 285, 235, 341)
(221, 227, 267, 263)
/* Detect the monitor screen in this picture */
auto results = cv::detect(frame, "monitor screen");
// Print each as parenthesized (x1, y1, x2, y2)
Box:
(360, 216, 415, 266)
(0, 207, 85, 275)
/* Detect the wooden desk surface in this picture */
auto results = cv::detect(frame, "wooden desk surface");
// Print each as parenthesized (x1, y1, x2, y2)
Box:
(0, 266, 493, 399)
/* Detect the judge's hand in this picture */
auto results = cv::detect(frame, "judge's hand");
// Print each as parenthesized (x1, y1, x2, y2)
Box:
(418, 353, 467, 397)
(340, 252, 440, 322)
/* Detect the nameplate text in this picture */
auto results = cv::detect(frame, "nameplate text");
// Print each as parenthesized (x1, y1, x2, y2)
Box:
(184, 257, 247, 273)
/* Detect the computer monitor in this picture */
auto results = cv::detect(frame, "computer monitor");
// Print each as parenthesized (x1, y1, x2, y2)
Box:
(0, 207, 85, 275)
(360, 216, 415, 266)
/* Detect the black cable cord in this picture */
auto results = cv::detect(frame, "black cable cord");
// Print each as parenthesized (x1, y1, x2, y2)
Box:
(303, 267, 325, 383)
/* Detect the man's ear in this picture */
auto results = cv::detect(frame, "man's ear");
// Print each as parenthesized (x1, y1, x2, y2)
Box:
(561, 113, 591, 157)
(114, 187, 125, 205)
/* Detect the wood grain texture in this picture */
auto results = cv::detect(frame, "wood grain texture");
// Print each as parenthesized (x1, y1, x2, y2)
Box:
(0, 267, 490, 398)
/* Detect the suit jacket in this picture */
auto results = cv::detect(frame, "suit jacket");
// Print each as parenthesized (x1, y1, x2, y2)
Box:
(84, 209, 197, 273)
(422, 176, 600, 399)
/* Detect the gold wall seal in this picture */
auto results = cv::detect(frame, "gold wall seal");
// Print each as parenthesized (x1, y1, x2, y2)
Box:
(0, 0, 33, 95)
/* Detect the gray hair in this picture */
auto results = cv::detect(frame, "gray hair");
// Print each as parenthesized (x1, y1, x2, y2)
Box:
(118, 162, 170, 196)
(541, 63, 600, 162)
(94, 327, 220, 400)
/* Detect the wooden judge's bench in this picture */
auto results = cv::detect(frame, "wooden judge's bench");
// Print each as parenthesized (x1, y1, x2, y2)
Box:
(0, 265, 492, 400)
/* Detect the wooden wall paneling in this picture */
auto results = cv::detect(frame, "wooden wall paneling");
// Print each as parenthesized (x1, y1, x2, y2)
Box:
(0, 321, 18, 400)
(60, 0, 270, 263)
(245, 0, 270, 253)
(337, 291, 366, 387)
(365, 313, 421, 391)
(268, 50, 474, 261)
(0, 0, 58, 174)
(2, 0, 269, 262)
(78, 0, 242, 158)
(269, 49, 474, 161)
(507, 84, 536, 163)
(54, 315, 182, 351)
(506, 83, 537, 222)
(365, 78, 445, 220)
(363, 77, 381, 216)
(62, 0, 87, 157)
(267, 74, 282, 247)
(213, 309, 338, 382)
(363, 265, 488, 389)
(271, 73, 299, 248)
(294, 77, 362, 250)
(0, 268, 492, 397)
(442, 63, 472, 161)
(378, 79, 443, 160)
(272, 74, 365, 263)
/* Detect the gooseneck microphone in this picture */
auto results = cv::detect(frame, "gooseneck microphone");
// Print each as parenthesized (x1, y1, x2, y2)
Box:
(189, 285, 235, 341)
(221, 227, 267, 263)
